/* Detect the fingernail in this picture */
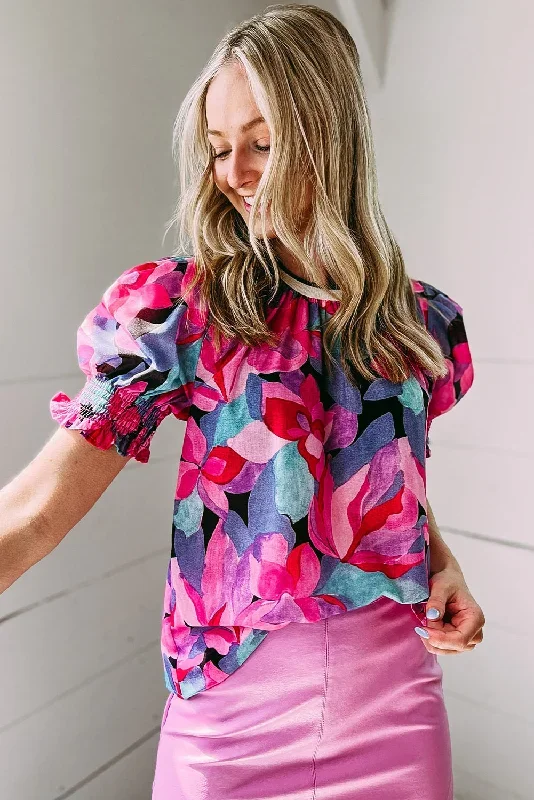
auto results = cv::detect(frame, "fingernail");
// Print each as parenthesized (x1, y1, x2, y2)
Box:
(426, 608, 441, 620)
(414, 626, 430, 639)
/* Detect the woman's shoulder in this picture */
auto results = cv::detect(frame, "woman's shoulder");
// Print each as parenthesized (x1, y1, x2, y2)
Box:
(409, 277, 465, 320)
(104, 255, 203, 317)
(409, 276, 474, 425)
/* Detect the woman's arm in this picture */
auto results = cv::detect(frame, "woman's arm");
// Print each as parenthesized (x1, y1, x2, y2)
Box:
(417, 499, 485, 655)
(0, 427, 130, 594)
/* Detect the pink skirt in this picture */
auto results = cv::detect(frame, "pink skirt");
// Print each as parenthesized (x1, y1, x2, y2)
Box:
(152, 596, 453, 800)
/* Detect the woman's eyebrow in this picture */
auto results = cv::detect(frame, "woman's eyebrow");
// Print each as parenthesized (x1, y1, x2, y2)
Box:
(207, 116, 266, 136)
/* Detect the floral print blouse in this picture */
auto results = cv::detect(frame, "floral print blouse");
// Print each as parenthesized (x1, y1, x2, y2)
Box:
(50, 256, 474, 700)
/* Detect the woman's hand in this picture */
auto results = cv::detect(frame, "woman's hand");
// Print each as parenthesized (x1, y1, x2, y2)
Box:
(415, 565, 485, 655)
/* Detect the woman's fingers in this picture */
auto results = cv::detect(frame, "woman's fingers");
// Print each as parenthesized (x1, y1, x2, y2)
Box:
(468, 628, 484, 645)
(415, 622, 483, 654)
(423, 641, 477, 656)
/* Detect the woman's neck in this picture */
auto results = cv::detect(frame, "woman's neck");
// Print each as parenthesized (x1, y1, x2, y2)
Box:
(273, 242, 329, 286)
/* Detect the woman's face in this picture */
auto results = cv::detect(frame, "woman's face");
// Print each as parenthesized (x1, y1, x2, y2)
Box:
(205, 61, 312, 243)
(205, 61, 275, 236)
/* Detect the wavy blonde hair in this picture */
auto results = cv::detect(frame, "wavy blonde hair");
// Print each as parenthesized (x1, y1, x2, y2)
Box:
(163, 2, 448, 387)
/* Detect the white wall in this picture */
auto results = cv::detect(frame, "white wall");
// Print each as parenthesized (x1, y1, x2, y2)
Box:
(0, 2, 267, 798)
(364, 2, 534, 799)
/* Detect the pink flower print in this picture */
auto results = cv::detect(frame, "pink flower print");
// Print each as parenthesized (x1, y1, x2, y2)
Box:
(162, 521, 258, 690)
(428, 340, 474, 420)
(242, 534, 346, 623)
(309, 439, 425, 579)
(251, 536, 321, 600)
(176, 418, 245, 519)
(197, 291, 326, 405)
(261, 374, 334, 480)
(102, 259, 179, 329)
(169, 521, 258, 636)
(264, 291, 323, 362)
(202, 446, 247, 485)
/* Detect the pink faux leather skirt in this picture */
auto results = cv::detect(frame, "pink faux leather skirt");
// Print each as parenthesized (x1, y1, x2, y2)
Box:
(152, 596, 453, 800)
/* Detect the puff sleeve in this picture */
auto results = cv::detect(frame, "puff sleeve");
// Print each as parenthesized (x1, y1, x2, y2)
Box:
(50, 257, 206, 463)
(413, 279, 474, 458)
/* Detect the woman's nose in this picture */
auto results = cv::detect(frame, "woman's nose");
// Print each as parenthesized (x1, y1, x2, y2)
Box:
(226, 154, 259, 189)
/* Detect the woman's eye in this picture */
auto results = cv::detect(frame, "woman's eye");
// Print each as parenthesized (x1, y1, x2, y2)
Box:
(213, 144, 270, 160)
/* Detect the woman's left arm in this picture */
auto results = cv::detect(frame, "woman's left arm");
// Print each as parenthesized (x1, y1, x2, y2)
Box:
(416, 501, 486, 655)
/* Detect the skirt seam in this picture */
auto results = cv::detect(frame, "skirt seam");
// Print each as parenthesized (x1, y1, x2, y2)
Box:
(311, 617, 330, 800)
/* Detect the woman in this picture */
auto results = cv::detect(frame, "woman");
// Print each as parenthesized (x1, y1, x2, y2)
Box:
(47, 3, 485, 799)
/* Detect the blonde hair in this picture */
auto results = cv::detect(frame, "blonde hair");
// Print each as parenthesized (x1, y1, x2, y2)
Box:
(163, 3, 449, 386)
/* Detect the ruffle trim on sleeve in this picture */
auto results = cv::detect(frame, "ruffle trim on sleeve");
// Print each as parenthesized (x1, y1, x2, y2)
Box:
(50, 374, 172, 463)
